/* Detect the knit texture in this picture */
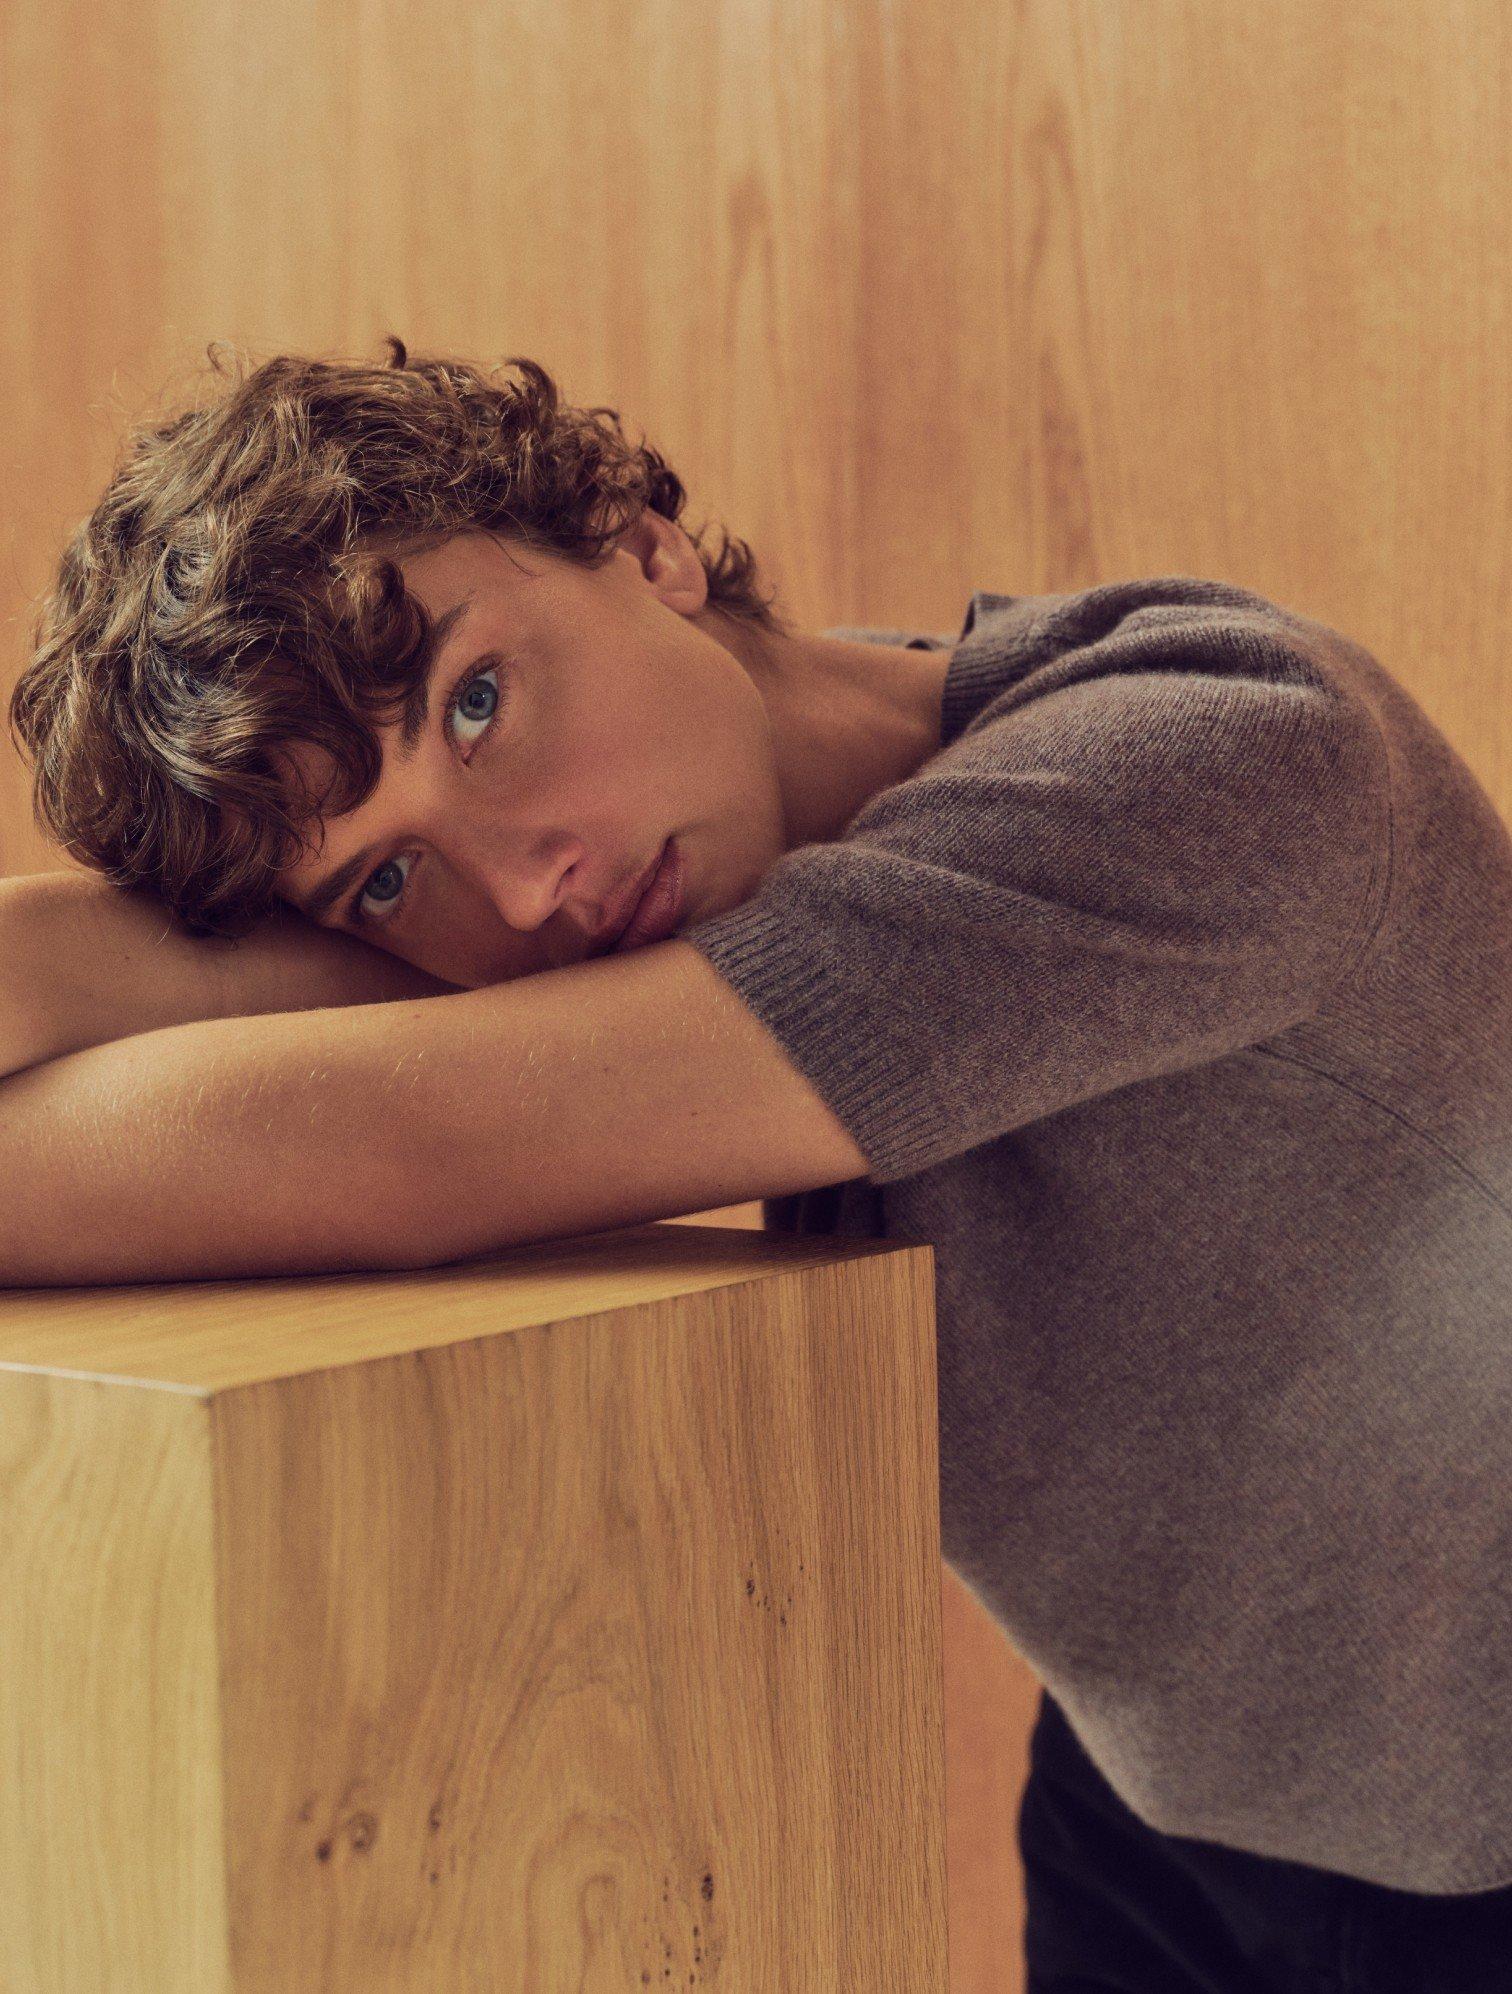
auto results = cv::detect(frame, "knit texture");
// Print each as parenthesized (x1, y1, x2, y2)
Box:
(678, 575, 1512, 1892)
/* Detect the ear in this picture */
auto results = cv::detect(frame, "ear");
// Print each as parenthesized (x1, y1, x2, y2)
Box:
(614, 507, 709, 616)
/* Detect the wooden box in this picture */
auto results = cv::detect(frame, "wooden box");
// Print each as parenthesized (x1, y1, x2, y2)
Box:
(0, 1221, 947, 1991)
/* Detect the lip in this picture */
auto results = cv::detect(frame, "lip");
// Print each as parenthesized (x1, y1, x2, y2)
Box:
(610, 838, 684, 952)
(600, 846, 663, 951)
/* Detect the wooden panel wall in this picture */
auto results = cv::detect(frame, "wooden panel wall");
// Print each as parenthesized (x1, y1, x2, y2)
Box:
(5, 4, 1509, 1987)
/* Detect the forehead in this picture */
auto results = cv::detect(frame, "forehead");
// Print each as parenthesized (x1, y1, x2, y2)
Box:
(381, 525, 548, 605)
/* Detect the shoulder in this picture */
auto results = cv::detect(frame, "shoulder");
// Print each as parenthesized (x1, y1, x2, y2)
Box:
(945, 575, 1384, 760)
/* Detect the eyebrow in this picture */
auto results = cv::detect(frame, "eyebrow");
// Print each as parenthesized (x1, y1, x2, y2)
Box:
(293, 594, 474, 924)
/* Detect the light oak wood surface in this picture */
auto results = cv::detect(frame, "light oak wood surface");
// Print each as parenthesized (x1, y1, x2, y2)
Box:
(0, 1222, 948, 1990)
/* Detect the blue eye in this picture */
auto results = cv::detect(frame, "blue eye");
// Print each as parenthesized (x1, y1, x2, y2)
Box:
(451, 664, 499, 744)
(349, 658, 507, 927)
(359, 855, 409, 912)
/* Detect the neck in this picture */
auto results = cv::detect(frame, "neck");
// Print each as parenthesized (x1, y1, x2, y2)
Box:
(705, 610, 956, 850)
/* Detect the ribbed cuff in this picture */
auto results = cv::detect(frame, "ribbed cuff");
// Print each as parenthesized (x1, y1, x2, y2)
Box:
(679, 891, 952, 1185)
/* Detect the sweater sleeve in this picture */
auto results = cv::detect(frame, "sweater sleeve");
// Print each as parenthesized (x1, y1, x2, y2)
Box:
(677, 645, 1392, 1185)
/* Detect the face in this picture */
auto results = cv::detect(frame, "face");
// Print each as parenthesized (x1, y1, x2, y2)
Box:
(272, 517, 789, 988)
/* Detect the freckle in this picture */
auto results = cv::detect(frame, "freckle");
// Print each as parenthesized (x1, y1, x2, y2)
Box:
(316, 1839, 333, 1862)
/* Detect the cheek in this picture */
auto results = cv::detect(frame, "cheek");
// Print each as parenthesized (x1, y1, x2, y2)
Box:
(403, 879, 542, 989)
(566, 658, 694, 780)
(383, 893, 491, 988)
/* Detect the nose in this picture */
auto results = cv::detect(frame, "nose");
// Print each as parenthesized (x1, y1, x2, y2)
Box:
(451, 819, 594, 955)
(414, 753, 606, 966)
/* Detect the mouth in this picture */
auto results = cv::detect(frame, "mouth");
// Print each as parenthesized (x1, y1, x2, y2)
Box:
(610, 837, 684, 952)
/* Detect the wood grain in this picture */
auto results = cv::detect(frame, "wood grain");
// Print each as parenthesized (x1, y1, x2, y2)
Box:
(0, 1223, 948, 1990)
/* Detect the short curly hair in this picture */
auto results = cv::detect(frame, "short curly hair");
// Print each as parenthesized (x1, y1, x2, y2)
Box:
(8, 335, 790, 939)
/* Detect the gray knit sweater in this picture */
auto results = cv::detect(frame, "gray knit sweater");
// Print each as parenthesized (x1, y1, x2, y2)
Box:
(678, 575, 1512, 1893)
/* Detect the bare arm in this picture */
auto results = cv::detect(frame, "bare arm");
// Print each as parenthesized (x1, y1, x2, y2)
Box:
(0, 937, 863, 1287)
(0, 870, 464, 1080)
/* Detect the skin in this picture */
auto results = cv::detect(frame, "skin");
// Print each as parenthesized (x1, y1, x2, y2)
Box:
(272, 511, 957, 990)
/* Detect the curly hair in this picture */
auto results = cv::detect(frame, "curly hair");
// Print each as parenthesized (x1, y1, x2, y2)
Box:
(8, 336, 790, 939)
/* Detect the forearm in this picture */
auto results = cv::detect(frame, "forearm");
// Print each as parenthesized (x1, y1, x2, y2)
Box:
(0, 941, 717, 1289)
(0, 871, 463, 1079)
(0, 997, 456, 1285)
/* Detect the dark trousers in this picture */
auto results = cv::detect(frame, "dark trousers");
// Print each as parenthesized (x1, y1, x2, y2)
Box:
(1017, 1690, 1512, 1993)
